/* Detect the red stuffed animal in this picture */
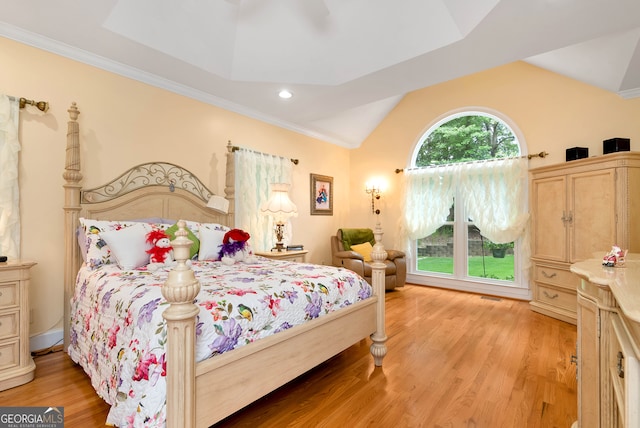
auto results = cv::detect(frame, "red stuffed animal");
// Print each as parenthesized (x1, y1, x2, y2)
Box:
(146, 229, 175, 271)
(219, 228, 256, 265)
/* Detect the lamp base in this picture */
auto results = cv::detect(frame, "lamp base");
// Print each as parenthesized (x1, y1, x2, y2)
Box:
(274, 222, 286, 252)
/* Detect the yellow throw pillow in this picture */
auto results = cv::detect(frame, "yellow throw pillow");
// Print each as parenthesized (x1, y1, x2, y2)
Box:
(351, 242, 373, 262)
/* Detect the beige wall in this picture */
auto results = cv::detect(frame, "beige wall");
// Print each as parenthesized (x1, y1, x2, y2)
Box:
(352, 61, 640, 249)
(0, 37, 352, 346)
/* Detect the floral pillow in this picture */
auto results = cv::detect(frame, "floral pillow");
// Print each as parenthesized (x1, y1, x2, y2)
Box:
(182, 221, 228, 235)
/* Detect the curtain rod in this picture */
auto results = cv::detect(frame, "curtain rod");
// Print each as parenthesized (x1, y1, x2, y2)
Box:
(8, 96, 49, 112)
(395, 152, 549, 173)
(226, 140, 299, 165)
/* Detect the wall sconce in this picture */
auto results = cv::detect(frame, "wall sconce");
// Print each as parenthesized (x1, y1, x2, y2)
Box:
(365, 182, 382, 215)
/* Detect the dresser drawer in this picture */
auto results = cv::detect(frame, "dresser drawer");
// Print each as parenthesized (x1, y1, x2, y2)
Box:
(0, 261, 35, 391)
(0, 312, 18, 340)
(534, 283, 576, 312)
(0, 340, 18, 371)
(534, 265, 579, 289)
(0, 282, 18, 309)
(609, 313, 640, 427)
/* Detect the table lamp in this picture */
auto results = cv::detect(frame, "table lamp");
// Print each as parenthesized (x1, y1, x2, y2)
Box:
(260, 183, 298, 251)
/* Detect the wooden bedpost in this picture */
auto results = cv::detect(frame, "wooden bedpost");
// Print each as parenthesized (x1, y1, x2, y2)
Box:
(225, 141, 236, 228)
(370, 220, 388, 366)
(62, 102, 82, 351)
(162, 220, 201, 428)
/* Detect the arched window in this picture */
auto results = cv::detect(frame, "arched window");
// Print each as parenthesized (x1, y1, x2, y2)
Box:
(405, 110, 529, 298)
(415, 113, 520, 165)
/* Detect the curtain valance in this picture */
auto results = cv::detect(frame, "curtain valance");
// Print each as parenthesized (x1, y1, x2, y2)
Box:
(399, 157, 529, 247)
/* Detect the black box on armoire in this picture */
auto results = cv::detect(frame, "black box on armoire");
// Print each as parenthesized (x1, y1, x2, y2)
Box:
(603, 138, 630, 154)
(566, 147, 588, 161)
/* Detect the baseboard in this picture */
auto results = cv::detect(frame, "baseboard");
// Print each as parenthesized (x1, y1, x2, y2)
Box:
(30, 328, 63, 353)
(406, 274, 532, 301)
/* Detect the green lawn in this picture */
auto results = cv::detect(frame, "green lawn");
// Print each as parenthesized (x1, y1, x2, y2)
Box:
(417, 255, 514, 281)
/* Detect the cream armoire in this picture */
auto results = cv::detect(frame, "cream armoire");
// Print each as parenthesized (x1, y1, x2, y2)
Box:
(530, 152, 640, 324)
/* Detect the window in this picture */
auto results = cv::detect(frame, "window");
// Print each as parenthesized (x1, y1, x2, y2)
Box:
(406, 111, 529, 297)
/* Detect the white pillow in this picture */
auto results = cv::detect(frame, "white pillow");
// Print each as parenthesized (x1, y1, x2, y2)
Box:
(79, 218, 172, 268)
(198, 227, 227, 261)
(100, 223, 152, 270)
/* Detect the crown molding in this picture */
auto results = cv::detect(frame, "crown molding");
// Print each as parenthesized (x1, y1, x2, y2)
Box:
(618, 87, 640, 99)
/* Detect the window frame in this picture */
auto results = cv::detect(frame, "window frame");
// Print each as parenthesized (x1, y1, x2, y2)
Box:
(406, 108, 530, 299)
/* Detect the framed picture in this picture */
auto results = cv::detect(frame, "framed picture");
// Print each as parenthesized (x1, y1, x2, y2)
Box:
(310, 173, 333, 216)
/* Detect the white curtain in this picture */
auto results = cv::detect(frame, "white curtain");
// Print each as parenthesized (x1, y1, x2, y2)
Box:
(0, 95, 20, 258)
(399, 157, 530, 267)
(456, 157, 529, 244)
(234, 149, 293, 251)
(399, 165, 455, 244)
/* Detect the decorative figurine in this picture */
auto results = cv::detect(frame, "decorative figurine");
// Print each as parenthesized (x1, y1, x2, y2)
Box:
(602, 245, 627, 267)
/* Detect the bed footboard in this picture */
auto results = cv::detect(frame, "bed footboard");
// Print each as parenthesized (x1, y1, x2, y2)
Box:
(162, 222, 388, 428)
(369, 220, 388, 366)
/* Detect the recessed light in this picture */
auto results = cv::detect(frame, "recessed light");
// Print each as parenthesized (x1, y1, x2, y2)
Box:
(278, 90, 293, 99)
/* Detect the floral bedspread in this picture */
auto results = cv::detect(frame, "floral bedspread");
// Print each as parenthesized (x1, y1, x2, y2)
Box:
(67, 258, 372, 427)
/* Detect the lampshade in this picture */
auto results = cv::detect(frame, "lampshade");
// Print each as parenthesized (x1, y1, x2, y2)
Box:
(206, 194, 230, 214)
(260, 183, 298, 221)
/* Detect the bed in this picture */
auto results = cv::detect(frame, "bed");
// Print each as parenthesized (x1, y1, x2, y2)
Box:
(61, 103, 388, 427)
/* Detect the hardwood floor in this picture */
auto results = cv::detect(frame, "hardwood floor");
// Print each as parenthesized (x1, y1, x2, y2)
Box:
(0, 285, 577, 427)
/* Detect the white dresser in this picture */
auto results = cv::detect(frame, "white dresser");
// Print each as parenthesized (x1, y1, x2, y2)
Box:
(571, 257, 640, 427)
(0, 260, 37, 391)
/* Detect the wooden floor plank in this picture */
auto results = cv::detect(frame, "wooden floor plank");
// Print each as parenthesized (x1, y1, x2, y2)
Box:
(0, 285, 577, 427)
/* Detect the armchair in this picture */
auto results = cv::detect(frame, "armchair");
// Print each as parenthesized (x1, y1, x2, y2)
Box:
(330, 228, 406, 291)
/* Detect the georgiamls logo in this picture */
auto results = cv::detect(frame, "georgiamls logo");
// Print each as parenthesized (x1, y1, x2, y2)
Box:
(44, 407, 63, 416)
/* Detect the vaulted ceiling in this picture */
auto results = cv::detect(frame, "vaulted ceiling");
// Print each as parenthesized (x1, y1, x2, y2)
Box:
(2, 0, 639, 148)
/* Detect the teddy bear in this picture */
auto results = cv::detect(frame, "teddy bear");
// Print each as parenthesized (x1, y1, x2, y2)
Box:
(146, 229, 176, 271)
(218, 228, 257, 265)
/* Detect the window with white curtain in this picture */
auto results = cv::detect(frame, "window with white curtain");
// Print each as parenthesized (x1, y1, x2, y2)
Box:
(399, 111, 530, 298)
(233, 148, 293, 252)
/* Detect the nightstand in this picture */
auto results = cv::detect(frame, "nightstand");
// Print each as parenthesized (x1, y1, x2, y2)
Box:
(255, 250, 308, 263)
(0, 260, 36, 391)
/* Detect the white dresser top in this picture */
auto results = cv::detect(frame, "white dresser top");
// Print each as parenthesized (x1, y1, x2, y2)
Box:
(571, 256, 640, 322)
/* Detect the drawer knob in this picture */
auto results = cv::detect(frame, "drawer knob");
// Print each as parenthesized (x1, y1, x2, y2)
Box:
(541, 271, 557, 279)
(617, 351, 625, 378)
(543, 291, 559, 299)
